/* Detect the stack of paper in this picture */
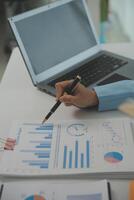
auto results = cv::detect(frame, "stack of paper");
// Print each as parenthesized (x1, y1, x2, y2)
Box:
(0, 180, 110, 200)
(0, 118, 134, 178)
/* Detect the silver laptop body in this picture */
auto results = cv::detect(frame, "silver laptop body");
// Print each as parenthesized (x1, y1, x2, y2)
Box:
(9, 0, 134, 96)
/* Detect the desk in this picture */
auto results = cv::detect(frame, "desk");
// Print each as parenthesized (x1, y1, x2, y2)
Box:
(0, 43, 134, 200)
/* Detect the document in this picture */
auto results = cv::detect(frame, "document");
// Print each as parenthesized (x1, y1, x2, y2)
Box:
(0, 118, 134, 177)
(0, 180, 110, 200)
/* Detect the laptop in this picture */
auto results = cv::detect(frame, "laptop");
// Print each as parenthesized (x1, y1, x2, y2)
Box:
(9, 0, 134, 96)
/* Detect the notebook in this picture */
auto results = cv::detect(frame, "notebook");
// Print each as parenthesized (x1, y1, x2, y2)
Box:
(9, 0, 134, 95)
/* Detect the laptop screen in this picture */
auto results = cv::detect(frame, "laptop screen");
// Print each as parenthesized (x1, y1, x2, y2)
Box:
(13, 0, 97, 77)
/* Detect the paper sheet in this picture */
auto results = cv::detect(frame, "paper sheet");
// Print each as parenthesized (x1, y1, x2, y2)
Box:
(0, 118, 134, 177)
(1, 180, 109, 200)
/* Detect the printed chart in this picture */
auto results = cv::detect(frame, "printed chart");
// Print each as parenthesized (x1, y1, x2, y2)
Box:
(63, 140, 90, 169)
(67, 123, 88, 136)
(104, 152, 123, 163)
(20, 123, 53, 169)
(67, 194, 102, 200)
(0, 118, 134, 176)
(101, 121, 124, 146)
(1, 180, 108, 200)
(25, 195, 45, 200)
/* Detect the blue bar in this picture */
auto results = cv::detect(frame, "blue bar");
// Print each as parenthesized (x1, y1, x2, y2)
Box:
(81, 153, 84, 168)
(63, 146, 67, 168)
(30, 141, 51, 144)
(22, 160, 48, 164)
(28, 160, 49, 163)
(21, 150, 47, 153)
(39, 142, 51, 145)
(29, 164, 49, 168)
(75, 141, 78, 168)
(40, 165, 49, 168)
(29, 162, 48, 166)
(69, 151, 72, 168)
(29, 132, 52, 134)
(36, 144, 51, 148)
(37, 153, 50, 158)
(86, 141, 90, 168)
(36, 126, 53, 130)
(41, 125, 53, 128)
(38, 155, 50, 158)
(45, 136, 52, 139)
(35, 152, 50, 156)
(21, 150, 50, 154)
(23, 122, 52, 126)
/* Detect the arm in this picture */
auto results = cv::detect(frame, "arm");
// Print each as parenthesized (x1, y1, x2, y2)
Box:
(55, 80, 134, 111)
(94, 80, 134, 111)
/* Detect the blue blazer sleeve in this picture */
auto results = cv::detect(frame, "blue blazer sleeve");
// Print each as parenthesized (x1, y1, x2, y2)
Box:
(93, 80, 134, 111)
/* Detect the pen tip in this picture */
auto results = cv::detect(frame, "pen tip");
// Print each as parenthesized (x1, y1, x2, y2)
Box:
(42, 118, 47, 124)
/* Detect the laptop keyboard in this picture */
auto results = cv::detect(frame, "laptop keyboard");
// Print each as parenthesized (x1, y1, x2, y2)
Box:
(48, 54, 128, 87)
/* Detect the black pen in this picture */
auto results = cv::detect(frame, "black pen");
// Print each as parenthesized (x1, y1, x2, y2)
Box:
(0, 184, 4, 200)
(42, 75, 81, 124)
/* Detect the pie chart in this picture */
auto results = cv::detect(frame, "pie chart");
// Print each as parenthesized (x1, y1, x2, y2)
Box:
(25, 195, 45, 200)
(104, 152, 123, 163)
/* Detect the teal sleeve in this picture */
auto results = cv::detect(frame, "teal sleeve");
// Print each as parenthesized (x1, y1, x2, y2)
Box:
(93, 80, 134, 111)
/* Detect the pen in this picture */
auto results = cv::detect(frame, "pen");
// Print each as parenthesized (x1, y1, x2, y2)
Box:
(0, 184, 4, 200)
(42, 75, 81, 124)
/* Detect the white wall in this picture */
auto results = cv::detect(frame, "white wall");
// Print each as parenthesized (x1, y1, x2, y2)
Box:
(86, 0, 100, 35)
(110, 0, 134, 41)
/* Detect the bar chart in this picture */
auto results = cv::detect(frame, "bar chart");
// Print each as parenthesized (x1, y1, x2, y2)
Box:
(63, 140, 90, 169)
(20, 124, 53, 169)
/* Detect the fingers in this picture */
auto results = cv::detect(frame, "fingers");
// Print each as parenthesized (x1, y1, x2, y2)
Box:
(55, 80, 72, 99)
(59, 94, 76, 105)
(4, 138, 16, 150)
(64, 103, 72, 107)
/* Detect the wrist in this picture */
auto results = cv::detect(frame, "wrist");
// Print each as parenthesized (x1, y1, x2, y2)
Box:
(87, 89, 99, 107)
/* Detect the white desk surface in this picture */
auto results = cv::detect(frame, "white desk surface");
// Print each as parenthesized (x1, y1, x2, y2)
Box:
(0, 43, 134, 200)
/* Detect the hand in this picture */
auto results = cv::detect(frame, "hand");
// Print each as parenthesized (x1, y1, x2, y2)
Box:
(55, 80, 99, 108)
